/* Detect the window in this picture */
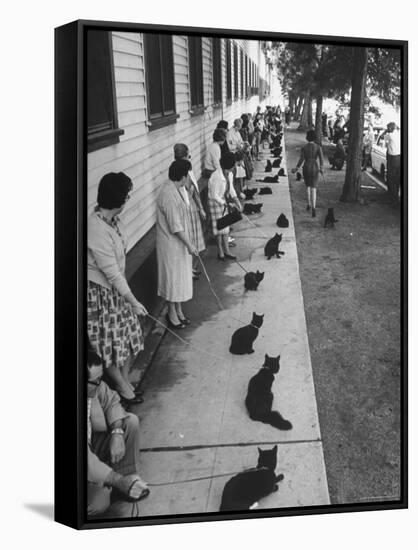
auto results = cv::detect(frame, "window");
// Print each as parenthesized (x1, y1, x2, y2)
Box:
(233, 43, 238, 99)
(188, 36, 204, 112)
(240, 49, 244, 98)
(226, 40, 232, 102)
(87, 30, 123, 152)
(212, 38, 222, 104)
(144, 33, 176, 130)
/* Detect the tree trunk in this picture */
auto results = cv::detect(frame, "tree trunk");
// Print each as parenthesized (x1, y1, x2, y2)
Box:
(298, 92, 310, 130)
(294, 96, 304, 121)
(289, 94, 296, 117)
(314, 94, 323, 145)
(307, 96, 313, 127)
(340, 48, 368, 202)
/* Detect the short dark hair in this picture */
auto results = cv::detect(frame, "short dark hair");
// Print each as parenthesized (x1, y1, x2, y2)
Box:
(213, 128, 226, 142)
(87, 349, 102, 368)
(217, 120, 229, 130)
(97, 172, 133, 209)
(235, 150, 244, 161)
(220, 152, 236, 170)
(173, 143, 189, 160)
(306, 130, 316, 142)
(168, 159, 192, 181)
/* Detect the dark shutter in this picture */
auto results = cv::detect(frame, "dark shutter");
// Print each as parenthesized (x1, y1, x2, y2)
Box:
(240, 48, 244, 97)
(212, 37, 222, 104)
(226, 40, 232, 101)
(188, 36, 204, 109)
(233, 43, 238, 99)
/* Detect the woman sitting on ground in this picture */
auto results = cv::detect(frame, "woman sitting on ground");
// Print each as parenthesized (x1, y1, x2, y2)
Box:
(329, 138, 346, 170)
(156, 159, 198, 329)
(87, 172, 147, 406)
(208, 152, 242, 261)
(292, 129, 324, 218)
(174, 143, 206, 280)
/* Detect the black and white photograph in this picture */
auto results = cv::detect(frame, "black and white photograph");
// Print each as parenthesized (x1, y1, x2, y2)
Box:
(81, 24, 405, 524)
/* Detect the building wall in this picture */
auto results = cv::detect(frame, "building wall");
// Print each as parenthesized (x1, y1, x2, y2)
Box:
(88, 32, 277, 258)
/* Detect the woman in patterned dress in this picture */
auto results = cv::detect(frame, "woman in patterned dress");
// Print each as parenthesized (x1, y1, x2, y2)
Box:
(174, 143, 206, 280)
(87, 172, 147, 406)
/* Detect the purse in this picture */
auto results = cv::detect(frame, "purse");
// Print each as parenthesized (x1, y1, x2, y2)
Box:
(216, 203, 242, 230)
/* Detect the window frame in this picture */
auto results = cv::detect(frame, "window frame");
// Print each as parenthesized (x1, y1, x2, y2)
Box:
(87, 31, 124, 153)
(144, 33, 178, 132)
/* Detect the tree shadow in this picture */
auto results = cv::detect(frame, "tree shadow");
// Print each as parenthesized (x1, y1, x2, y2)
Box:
(24, 503, 54, 521)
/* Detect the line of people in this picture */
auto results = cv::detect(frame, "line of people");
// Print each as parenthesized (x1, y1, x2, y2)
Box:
(85, 104, 283, 518)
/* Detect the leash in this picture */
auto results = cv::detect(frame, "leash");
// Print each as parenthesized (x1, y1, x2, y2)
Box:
(197, 256, 248, 327)
(234, 258, 249, 273)
(241, 213, 269, 239)
(146, 466, 266, 487)
(146, 312, 229, 362)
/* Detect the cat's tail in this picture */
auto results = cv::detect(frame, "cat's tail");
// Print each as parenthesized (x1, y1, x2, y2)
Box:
(258, 411, 292, 430)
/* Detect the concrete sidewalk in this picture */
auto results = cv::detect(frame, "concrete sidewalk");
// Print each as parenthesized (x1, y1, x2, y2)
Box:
(132, 135, 330, 516)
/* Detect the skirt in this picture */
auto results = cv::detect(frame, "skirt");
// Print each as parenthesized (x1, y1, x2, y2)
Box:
(189, 198, 206, 252)
(208, 199, 229, 236)
(303, 160, 319, 188)
(87, 281, 144, 370)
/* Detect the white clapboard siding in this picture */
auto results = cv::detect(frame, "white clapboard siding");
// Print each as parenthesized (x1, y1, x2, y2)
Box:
(88, 32, 279, 255)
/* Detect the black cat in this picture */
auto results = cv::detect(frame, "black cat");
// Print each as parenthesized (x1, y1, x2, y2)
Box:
(261, 128, 270, 141)
(244, 270, 264, 291)
(296, 172, 302, 181)
(258, 186, 273, 194)
(264, 160, 272, 173)
(324, 207, 338, 228)
(264, 233, 285, 260)
(272, 148, 282, 157)
(272, 158, 282, 168)
(272, 136, 282, 148)
(243, 203, 263, 215)
(245, 354, 293, 430)
(256, 174, 278, 183)
(243, 188, 257, 200)
(276, 213, 289, 228)
(229, 312, 264, 355)
(278, 168, 286, 177)
(219, 446, 284, 512)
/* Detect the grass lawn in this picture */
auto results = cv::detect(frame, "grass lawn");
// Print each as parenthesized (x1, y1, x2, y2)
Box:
(286, 129, 401, 505)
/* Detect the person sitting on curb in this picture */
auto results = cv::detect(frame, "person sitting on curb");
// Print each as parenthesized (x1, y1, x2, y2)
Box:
(87, 349, 149, 519)
(329, 138, 346, 170)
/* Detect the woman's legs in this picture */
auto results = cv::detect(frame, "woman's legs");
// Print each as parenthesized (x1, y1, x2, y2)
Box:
(222, 234, 234, 256)
(174, 302, 185, 320)
(105, 365, 135, 399)
(306, 187, 312, 210)
(216, 235, 224, 258)
(311, 187, 317, 209)
(167, 301, 181, 324)
(121, 354, 136, 392)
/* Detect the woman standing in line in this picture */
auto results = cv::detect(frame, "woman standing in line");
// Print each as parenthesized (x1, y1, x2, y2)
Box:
(87, 172, 147, 406)
(208, 152, 242, 261)
(292, 129, 324, 217)
(156, 159, 198, 329)
(174, 143, 206, 281)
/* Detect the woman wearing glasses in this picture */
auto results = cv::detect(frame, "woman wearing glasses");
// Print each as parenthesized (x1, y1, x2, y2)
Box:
(87, 172, 147, 407)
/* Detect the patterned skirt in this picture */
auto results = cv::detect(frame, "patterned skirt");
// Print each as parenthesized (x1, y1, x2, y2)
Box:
(87, 281, 144, 370)
(188, 200, 206, 252)
(208, 199, 229, 236)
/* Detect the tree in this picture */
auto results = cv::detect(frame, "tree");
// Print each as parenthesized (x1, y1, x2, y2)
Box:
(340, 47, 368, 202)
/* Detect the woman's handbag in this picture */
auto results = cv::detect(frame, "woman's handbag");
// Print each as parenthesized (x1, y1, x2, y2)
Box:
(216, 203, 242, 230)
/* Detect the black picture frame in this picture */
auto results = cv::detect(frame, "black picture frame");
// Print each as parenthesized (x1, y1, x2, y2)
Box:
(55, 19, 408, 530)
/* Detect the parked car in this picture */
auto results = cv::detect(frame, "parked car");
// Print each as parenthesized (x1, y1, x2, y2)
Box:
(371, 129, 387, 181)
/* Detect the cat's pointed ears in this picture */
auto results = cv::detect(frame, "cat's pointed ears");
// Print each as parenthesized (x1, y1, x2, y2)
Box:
(273, 444, 278, 451)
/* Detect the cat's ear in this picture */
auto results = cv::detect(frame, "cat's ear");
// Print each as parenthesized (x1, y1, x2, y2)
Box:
(258, 447, 262, 454)
(265, 353, 269, 360)
(273, 445, 278, 452)
(277, 355, 281, 360)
